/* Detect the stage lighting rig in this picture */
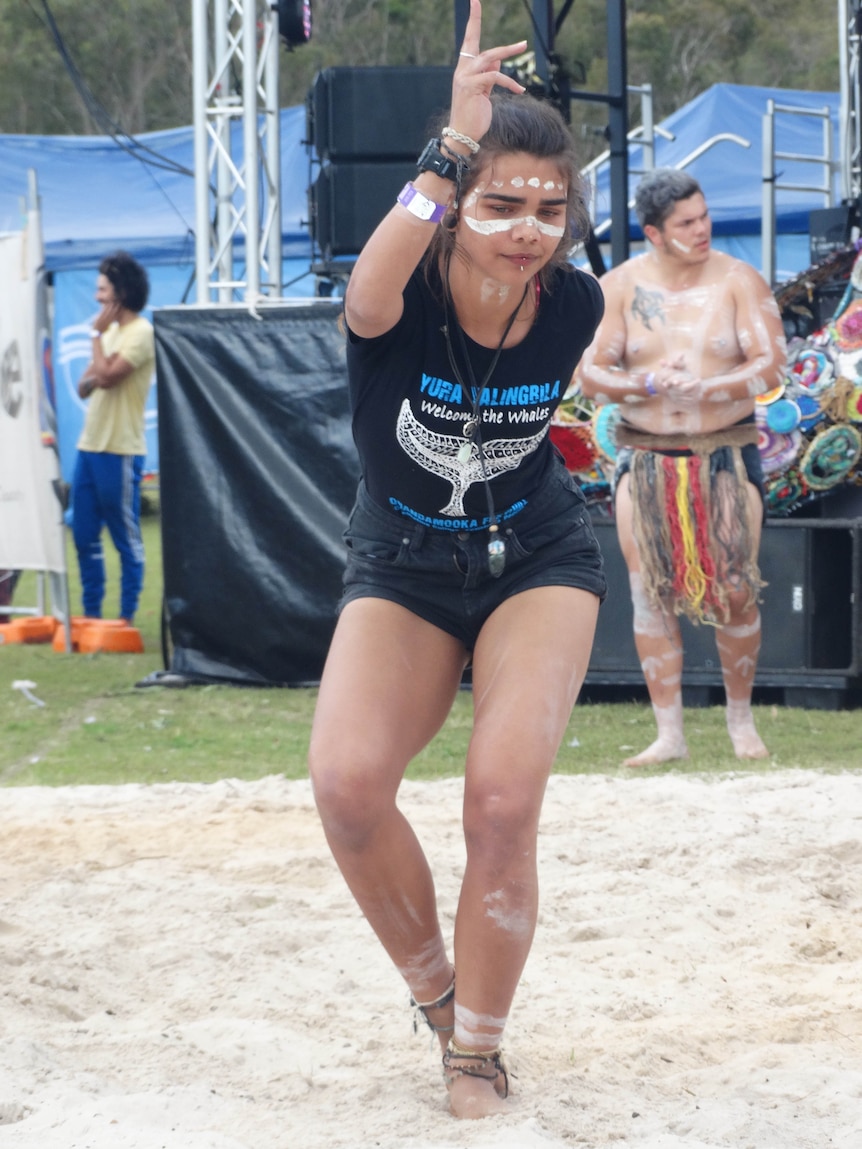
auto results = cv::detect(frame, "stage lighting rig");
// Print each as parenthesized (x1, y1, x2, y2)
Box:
(278, 0, 312, 48)
(500, 49, 583, 121)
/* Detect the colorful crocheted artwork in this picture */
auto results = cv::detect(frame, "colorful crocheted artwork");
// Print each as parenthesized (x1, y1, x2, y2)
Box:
(755, 384, 785, 406)
(592, 403, 622, 462)
(846, 383, 862, 423)
(764, 468, 808, 515)
(788, 347, 834, 394)
(798, 424, 862, 490)
(795, 392, 826, 432)
(830, 298, 862, 349)
(765, 398, 801, 433)
(548, 420, 597, 473)
(757, 423, 803, 476)
(575, 461, 612, 498)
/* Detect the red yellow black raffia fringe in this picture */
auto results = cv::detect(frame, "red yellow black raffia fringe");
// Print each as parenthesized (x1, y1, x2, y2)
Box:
(627, 438, 764, 627)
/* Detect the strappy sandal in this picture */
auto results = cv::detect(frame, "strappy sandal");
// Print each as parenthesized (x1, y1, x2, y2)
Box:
(442, 1038, 509, 1099)
(410, 975, 455, 1035)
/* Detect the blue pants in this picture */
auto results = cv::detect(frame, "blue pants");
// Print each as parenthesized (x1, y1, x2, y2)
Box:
(72, 451, 145, 621)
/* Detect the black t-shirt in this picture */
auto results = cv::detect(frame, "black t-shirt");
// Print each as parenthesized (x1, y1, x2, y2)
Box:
(346, 263, 603, 530)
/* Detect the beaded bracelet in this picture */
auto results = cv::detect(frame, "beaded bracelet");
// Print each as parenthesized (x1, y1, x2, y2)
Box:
(441, 126, 480, 155)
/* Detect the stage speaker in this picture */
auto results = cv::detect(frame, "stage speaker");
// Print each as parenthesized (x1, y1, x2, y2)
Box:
(310, 160, 415, 259)
(813, 280, 849, 328)
(809, 204, 855, 263)
(587, 519, 860, 681)
(308, 66, 453, 161)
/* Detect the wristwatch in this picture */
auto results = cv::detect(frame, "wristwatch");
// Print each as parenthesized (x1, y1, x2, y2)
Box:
(416, 138, 462, 183)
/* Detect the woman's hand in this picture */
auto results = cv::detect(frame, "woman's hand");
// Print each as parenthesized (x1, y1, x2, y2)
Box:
(449, 0, 528, 146)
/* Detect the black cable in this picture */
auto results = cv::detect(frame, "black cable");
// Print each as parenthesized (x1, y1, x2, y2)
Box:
(29, 0, 215, 264)
(33, 0, 197, 181)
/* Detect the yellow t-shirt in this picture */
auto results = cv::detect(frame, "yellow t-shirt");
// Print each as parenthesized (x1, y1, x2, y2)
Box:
(77, 316, 155, 455)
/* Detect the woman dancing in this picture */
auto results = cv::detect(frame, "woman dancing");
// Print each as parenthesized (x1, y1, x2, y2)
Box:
(309, 0, 606, 1119)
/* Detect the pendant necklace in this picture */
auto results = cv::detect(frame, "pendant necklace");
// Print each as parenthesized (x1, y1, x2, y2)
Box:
(442, 279, 529, 577)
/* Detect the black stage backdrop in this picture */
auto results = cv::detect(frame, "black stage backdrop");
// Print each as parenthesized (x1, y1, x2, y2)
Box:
(155, 303, 861, 700)
(155, 302, 358, 685)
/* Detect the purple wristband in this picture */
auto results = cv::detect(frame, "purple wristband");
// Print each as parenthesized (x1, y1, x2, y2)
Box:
(396, 182, 448, 224)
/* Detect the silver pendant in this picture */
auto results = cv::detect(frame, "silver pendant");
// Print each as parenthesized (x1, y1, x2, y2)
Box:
(463, 417, 478, 438)
(487, 536, 506, 578)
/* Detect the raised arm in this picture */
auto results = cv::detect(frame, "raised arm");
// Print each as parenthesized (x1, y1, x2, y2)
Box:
(343, 0, 526, 339)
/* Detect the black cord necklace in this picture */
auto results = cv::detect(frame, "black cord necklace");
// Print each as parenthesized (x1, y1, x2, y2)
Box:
(442, 280, 529, 577)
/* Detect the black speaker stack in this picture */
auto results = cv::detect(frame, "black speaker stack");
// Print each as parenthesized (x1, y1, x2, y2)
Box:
(307, 67, 453, 263)
(586, 517, 862, 708)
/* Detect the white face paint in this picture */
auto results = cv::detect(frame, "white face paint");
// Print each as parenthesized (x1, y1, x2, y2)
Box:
(463, 214, 566, 239)
(458, 156, 569, 270)
(671, 237, 692, 254)
(480, 278, 511, 303)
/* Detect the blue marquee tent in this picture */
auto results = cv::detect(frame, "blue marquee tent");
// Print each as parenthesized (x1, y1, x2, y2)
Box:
(0, 105, 312, 272)
(0, 107, 316, 479)
(590, 82, 841, 278)
(0, 85, 843, 477)
(1, 85, 842, 279)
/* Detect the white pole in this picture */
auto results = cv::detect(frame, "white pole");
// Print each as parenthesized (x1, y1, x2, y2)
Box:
(192, 0, 211, 303)
(242, 1, 260, 301)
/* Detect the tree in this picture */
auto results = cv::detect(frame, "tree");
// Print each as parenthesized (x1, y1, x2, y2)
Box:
(0, 0, 841, 138)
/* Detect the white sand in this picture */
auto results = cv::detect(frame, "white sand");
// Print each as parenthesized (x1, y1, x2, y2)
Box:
(1, 770, 860, 1148)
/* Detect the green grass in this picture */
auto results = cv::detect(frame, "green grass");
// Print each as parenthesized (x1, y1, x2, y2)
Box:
(2, 513, 861, 787)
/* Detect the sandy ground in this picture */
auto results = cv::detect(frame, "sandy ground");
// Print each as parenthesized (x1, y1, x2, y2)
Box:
(1, 770, 860, 1149)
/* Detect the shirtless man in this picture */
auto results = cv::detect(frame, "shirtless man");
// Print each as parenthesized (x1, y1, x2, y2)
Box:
(579, 168, 787, 765)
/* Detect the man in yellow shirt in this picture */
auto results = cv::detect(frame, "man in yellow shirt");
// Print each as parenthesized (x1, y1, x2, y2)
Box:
(73, 252, 155, 624)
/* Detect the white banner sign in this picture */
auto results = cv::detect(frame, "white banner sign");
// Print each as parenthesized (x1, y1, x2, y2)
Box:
(0, 210, 66, 573)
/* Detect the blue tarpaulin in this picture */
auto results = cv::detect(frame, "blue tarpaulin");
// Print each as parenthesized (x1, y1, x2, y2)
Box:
(0, 85, 844, 476)
(0, 106, 313, 272)
(589, 82, 841, 278)
(1, 85, 842, 275)
(0, 107, 318, 478)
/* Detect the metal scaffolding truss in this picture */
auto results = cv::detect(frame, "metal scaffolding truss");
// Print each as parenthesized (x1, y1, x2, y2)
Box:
(839, 0, 862, 202)
(192, 0, 282, 303)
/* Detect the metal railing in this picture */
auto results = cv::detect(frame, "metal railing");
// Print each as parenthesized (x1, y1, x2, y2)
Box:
(761, 99, 834, 285)
(583, 132, 750, 247)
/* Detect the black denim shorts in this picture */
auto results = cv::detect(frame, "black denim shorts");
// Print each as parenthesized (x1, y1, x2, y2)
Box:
(340, 464, 607, 651)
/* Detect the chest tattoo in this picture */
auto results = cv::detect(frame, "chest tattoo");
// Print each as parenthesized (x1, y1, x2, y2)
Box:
(632, 285, 665, 331)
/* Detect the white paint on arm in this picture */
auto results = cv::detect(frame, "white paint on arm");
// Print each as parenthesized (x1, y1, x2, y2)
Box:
(579, 324, 646, 403)
(701, 268, 786, 401)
